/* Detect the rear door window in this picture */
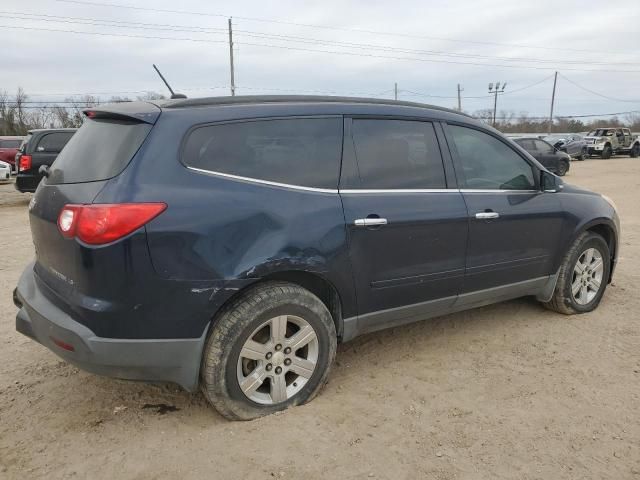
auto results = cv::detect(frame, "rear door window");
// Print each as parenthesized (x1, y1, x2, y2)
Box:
(183, 118, 343, 189)
(35, 132, 74, 153)
(350, 119, 446, 189)
(48, 119, 151, 184)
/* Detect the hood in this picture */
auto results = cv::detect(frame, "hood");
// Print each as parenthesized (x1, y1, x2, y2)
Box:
(561, 182, 600, 196)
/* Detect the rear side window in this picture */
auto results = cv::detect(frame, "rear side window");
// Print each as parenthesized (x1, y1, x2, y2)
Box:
(351, 119, 446, 189)
(183, 118, 343, 189)
(35, 132, 74, 153)
(448, 125, 535, 190)
(48, 119, 151, 184)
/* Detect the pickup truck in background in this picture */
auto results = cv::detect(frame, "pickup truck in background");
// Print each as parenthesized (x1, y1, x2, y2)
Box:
(583, 127, 640, 159)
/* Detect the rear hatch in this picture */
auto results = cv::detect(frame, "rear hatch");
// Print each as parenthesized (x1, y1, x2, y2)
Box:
(28, 103, 160, 306)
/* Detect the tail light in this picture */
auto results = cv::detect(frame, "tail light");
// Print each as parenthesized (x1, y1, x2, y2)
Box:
(19, 155, 32, 172)
(57, 203, 167, 245)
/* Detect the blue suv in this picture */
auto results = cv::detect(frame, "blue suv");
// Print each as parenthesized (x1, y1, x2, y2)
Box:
(14, 96, 620, 420)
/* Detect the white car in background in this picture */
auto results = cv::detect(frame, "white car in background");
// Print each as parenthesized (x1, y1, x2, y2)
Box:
(0, 160, 11, 183)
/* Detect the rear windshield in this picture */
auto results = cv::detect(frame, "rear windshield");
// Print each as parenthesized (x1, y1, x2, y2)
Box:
(48, 118, 152, 184)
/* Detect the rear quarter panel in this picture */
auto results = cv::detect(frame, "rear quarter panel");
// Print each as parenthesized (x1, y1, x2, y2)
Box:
(94, 107, 358, 320)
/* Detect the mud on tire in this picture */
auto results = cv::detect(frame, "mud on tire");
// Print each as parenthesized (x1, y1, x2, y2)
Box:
(200, 281, 337, 420)
(543, 231, 611, 315)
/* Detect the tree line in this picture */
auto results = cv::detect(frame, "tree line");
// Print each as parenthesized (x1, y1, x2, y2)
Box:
(471, 108, 640, 134)
(1, 87, 639, 135)
(0, 88, 165, 135)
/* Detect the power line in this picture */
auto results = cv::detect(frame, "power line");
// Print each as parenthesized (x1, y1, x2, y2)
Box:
(0, 23, 228, 44)
(0, 11, 228, 34)
(234, 40, 640, 73)
(4, 11, 636, 67)
(559, 74, 640, 103)
(55, 0, 640, 57)
(3, 21, 640, 73)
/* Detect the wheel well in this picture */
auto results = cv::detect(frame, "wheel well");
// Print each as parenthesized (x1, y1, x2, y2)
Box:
(586, 223, 616, 281)
(214, 271, 343, 339)
(262, 271, 343, 338)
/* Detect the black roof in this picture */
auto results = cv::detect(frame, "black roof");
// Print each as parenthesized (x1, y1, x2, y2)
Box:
(157, 95, 474, 119)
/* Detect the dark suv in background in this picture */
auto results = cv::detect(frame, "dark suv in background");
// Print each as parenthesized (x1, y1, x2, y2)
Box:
(14, 96, 619, 420)
(513, 137, 572, 176)
(15, 128, 76, 192)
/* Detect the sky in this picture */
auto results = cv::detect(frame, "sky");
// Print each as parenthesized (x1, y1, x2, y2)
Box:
(2, 0, 639, 119)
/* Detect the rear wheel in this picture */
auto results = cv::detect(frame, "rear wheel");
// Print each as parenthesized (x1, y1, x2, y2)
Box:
(631, 143, 640, 158)
(543, 231, 610, 314)
(201, 282, 337, 420)
(601, 145, 612, 159)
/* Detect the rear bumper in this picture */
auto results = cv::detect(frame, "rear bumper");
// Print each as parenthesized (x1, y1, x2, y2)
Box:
(14, 173, 40, 192)
(14, 263, 206, 391)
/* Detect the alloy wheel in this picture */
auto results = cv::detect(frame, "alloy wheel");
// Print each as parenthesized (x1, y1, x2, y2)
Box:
(571, 247, 604, 305)
(236, 315, 319, 405)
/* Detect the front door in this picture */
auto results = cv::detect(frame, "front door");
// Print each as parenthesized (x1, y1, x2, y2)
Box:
(340, 118, 468, 333)
(444, 124, 564, 296)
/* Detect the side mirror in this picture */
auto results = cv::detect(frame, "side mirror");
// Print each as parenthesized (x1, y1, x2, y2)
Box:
(541, 170, 561, 192)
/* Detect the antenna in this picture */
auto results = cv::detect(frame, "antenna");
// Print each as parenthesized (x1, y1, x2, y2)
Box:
(152, 64, 187, 99)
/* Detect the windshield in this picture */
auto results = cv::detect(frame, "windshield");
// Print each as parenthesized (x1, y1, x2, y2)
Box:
(588, 129, 614, 136)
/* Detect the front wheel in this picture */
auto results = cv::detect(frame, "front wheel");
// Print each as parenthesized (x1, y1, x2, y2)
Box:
(557, 160, 569, 176)
(601, 145, 612, 159)
(201, 282, 337, 420)
(578, 147, 587, 160)
(631, 143, 640, 158)
(543, 231, 610, 314)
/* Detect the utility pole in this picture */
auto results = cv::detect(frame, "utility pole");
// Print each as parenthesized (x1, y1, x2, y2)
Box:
(548, 71, 558, 135)
(228, 18, 236, 96)
(457, 84, 463, 111)
(394, 82, 398, 100)
(488, 81, 506, 127)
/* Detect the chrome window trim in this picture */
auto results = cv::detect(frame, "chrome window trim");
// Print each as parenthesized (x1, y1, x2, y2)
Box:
(340, 188, 455, 194)
(186, 167, 544, 196)
(460, 189, 539, 194)
(186, 166, 339, 194)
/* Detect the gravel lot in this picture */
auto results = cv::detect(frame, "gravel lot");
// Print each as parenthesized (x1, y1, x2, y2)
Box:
(1, 158, 639, 479)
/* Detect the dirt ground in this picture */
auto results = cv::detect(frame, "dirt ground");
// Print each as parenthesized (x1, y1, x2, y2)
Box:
(0, 158, 639, 480)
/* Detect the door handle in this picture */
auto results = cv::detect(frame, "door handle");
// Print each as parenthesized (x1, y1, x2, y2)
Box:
(354, 218, 388, 227)
(474, 211, 500, 220)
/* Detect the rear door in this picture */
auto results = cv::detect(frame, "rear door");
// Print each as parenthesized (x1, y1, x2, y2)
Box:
(444, 123, 564, 295)
(340, 118, 468, 332)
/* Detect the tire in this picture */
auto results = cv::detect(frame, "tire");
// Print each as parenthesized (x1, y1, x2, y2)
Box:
(578, 147, 587, 161)
(543, 231, 610, 315)
(557, 160, 569, 176)
(631, 143, 640, 158)
(601, 145, 612, 159)
(201, 281, 337, 420)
